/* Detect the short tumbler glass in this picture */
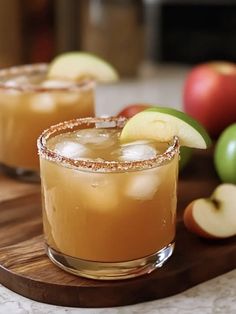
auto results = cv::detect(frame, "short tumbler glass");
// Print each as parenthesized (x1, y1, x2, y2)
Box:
(38, 117, 179, 280)
(0, 63, 94, 181)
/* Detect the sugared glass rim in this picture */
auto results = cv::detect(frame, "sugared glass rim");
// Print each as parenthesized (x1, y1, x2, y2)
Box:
(0, 63, 95, 92)
(37, 117, 179, 173)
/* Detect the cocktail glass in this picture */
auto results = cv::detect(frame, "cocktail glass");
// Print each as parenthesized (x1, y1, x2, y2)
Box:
(0, 63, 94, 182)
(38, 116, 179, 280)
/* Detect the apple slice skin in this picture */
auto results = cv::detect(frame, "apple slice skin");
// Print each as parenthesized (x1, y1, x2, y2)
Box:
(120, 107, 212, 149)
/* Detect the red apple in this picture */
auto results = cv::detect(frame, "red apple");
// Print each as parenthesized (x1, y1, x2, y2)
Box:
(183, 184, 236, 239)
(117, 104, 152, 118)
(183, 61, 236, 138)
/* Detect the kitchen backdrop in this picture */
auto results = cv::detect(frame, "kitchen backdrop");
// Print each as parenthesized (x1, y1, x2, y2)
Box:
(0, 0, 236, 77)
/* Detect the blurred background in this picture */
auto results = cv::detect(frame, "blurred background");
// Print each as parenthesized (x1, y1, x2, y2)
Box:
(1, 0, 236, 78)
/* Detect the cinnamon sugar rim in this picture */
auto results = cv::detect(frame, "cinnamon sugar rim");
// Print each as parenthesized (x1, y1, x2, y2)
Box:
(37, 117, 179, 173)
(0, 63, 94, 92)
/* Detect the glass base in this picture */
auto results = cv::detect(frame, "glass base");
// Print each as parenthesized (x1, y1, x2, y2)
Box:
(46, 242, 175, 280)
(0, 163, 40, 183)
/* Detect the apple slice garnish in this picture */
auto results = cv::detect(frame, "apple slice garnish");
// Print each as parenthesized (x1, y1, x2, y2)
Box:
(120, 106, 212, 149)
(183, 184, 236, 239)
(48, 52, 119, 82)
(117, 104, 193, 170)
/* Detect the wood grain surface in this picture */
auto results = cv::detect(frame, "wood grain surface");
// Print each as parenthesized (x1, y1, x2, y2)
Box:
(0, 150, 235, 308)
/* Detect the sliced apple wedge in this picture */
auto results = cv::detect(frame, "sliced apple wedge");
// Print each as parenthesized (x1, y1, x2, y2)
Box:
(120, 107, 211, 149)
(48, 52, 119, 82)
(183, 184, 236, 239)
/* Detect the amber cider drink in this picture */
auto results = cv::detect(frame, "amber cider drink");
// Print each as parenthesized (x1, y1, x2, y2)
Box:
(38, 117, 179, 280)
(0, 64, 94, 181)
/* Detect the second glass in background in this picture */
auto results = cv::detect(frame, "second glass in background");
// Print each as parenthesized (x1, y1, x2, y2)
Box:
(0, 63, 95, 181)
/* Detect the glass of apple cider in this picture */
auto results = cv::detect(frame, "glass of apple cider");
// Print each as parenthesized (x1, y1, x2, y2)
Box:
(0, 64, 94, 181)
(38, 116, 179, 280)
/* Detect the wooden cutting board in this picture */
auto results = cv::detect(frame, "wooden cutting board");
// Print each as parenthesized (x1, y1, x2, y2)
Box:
(0, 150, 235, 308)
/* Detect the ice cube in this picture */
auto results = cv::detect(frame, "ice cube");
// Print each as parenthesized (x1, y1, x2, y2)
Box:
(31, 94, 56, 112)
(41, 80, 74, 89)
(119, 142, 157, 161)
(5, 75, 29, 87)
(76, 129, 116, 147)
(57, 92, 82, 106)
(5, 80, 19, 88)
(125, 169, 161, 200)
(54, 141, 89, 159)
(76, 172, 119, 211)
(76, 128, 109, 141)
(41, 80, 82, 105)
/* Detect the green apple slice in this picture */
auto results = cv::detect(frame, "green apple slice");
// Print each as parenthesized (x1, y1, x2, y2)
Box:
(120, 107, 212, 149)
(48, 52, 119, 82)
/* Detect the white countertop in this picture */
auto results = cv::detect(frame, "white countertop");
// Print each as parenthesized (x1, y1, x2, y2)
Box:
(0, 270, 236, 314)
(1, 65, 235, 314)
(96, 64, 189, 116)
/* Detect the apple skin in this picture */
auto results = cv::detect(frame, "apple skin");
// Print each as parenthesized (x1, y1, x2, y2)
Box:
(117, 104, 152, 118)
(214, 123, 236, 184)
(179, 147, 192, 170)
(183, 61, 236, 138)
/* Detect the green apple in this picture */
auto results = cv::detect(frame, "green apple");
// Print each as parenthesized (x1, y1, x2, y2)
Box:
(179, 147, 193, 170)
(120, 106, 212, 149)
(214, 123, 236, 184)
(48, 52, 119, 82)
